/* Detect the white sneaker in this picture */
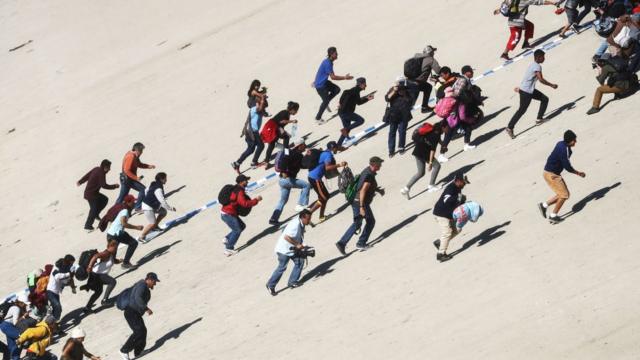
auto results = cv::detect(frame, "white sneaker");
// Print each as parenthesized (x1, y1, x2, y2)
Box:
(222, 238, 228, 245)
(224, 249, 238, 257)
(463, 144, 476, 151)
(294, 205, 307, 212)
(437, 154, 449, 162)
(400, 187, 410, 199)
(136, 236, 148, 244)
(427, 185, 440, 193)
(119, 351, 131, 360)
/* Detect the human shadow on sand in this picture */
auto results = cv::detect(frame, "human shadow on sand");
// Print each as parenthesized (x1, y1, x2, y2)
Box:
(164, 185, 186, 199)
(368, 208, 431, 246)
(297, 251, 357, 288)
(136, 317, 203, 358)
(116, 240, 183, 279)
(449, 221, 511, 258)
(562, 181, 621, 220)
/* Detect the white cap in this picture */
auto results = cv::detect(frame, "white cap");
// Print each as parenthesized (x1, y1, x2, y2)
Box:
(71, 327, 86, 339)
(16, 293, 30, 305)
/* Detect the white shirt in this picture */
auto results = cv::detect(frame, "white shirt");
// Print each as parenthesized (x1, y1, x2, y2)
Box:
(4, 305, 21, 325)
(520, 62, 542, 94)
(92, 255, 114, 274)
(46, 267, 72, 295)
(107, 209, 129, 236)
(274, 218, 304, 255)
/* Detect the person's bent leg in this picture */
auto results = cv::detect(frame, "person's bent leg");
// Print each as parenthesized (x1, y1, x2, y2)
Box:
(264, 141, 276, 163)
(100, 273, 117, 301)
(421, 82, 433, 108)
(326, 81, 341, 103)
(406, 157, 426, 190)
(117, 232, 138, 264)
(271, 179, 292, 223)
(85, 198, 99, 229)
(130, 181, 146, 210)
(462, 123, 473, 144)
(315, 86, 331, 120)
(121, 309, 144, 354)
(338, 203, 363, 246)
(46, 291, 62, 321)
(295, 179, 310, 206)
(337, 114, 349, 146)
(508, 91, 533, 130)
(436, 217, 455, 254)
(288, 256, 305, 286)
(267, 253, 289, 289)
(595, 39, 608, 57)
(237, 136, 257, 165)
(132, 319, 147, 356)
(221, 214, 241, 250)
(506, 27, 523, 53)
(524, 20, 534, 42)
(531, 89, 548, 120)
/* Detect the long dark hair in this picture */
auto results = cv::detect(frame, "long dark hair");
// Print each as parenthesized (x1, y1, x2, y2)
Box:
(247, 80, 261, 97)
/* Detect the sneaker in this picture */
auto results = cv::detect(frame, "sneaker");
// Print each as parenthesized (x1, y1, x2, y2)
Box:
(224, 249, 238, 257)
(294, 205, 307, 212)
(535, 118, 545, 125)
(433, 240, 441, 250)
(356, 244, 372, 252)
(121, 262, 135, 269)
(437, 253, 452, 262)
(335, 242, 346, 256)
(266, 284, 277, 296)
(558, 33, 568, 39)
(268, 219, 279, 226)
(463, 144, 476, 151)
(119, 351, 131, 360)
(231, 161, 240, 173)
(388, 152, 395, 158)
(137, 236, 149, 244)
(586, 107, 600, 115)
(101, 298, 109, 306)
(426, 185, 440, 193)
(500, 53, 512, 61)
(317, 216, 328, 224)
(84, 226, 95, 233)
(421, 106, 434, 113)
(436, 154, 449, 163)
(505, 127, 515, 139)
(399, 147, 406, 155)
(549, 215, 564, 224)
(537, 203, 547, 219)
(289, 282, 301, 288)
(400, 187, 410, 199)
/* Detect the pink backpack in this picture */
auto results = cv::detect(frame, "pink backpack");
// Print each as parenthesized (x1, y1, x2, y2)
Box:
(435, 96, 457, 119)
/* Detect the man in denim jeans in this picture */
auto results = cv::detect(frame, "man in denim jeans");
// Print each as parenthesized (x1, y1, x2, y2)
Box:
(269, 139, 310, 225)
(336, 157, 385, 255)
(313, 46, 354, 121)
(266, 210, 312, 295)
(116, 142, 156, 211)
(220, 175, 262, 256)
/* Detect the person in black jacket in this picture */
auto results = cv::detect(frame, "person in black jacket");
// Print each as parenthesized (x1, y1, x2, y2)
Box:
(138, 172, 176, 243)
(432, 173, 469, 262)
(269, 139, 311, 225)
(400, 122, 443, 199)
(385, 79, 413, 157)
(263, 102, 299, 167)
(336, 78, 374, 148)
(119, 272, 159, 360)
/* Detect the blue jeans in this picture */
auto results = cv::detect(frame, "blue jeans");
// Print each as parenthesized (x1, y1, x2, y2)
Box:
(116, 173, 146, 210)
(595, 39, 608, 57)
(337, 113, 365, 146)
(338, 202, 376, 247)
(47, 291, 62, 320)
(221, 214, 246, 250)
(267, 253, 304, 288)
(388, 120, 408, 154)
(315, 81, 340, 120)
(271, 177, 310, 222)
(0, 321, 20, 360)
(237, 131, 264, 165)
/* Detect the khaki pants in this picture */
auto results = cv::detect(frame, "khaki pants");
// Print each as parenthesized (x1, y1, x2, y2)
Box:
(435, 216, 458, 254)
(593, 85, 622, 108)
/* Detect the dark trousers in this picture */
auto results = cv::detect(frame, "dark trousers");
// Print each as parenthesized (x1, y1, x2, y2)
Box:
(315, 81, 341, 120)
(236, 131, 264, 165)
(108, 232, 138, 264)
(121, 308, 147, 356)
(507, 89, 548, 130)
(264, 133, 290, 163)
(410, 81, 433, 108)
(338, 202, 376, 247)
(337, 112, 365, 146)
(86, 272, 116, 308)
(388, 120, 408, 154)
(442, 122, 473, 151)
(85, 194, 108, 229)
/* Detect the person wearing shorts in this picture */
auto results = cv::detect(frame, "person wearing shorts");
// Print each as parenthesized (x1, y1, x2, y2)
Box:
(538, 130, 586, 224)
(138, 172, 175, 243)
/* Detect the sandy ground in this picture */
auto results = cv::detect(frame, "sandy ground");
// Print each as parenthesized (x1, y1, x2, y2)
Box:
(1, 0, 640, 359)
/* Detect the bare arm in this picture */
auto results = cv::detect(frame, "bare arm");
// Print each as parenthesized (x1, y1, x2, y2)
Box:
(359, 182, 370, 206)
(536, 71, 557, 88)
(329, 72, 353, 81)
(121, 215, 143, 231)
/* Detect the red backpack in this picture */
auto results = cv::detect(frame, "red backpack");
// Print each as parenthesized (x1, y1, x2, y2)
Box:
(260, 119, 278, 144)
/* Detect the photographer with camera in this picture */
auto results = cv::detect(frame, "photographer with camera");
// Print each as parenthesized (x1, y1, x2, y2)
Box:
(266, 210, 313, 295)
(586, 53, 637, 114)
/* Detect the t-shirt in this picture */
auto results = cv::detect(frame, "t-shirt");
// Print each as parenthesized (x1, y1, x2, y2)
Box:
(520, 62, 542, 94)
(107, 209, 129, 236)
(356, 167, 378, 205)
(250, 106, 262, 132)
(274, 218, 304, 255)
(272, 110, 290, 128)
(93, 255, 114, 274)
(4, 305, 21, 325)
(313, 58, 334, 89)
(308, 151, 334, 180)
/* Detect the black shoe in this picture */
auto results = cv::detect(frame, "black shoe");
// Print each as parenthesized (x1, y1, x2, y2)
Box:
(121, 262, 135, 269)
(437, 253, 452, 262)
(289, 282, 301, 289)
(586, 107, 600, 115)
(537, 203, 547, 219)
(433, 240, 440, 250)
(356, 244, 372, 252)
(549, 215, 564, 224)
(268, 219, 279, 226)
(84, 226, 95, 233)
(266, 284, 277, 296)
(335, 242, 346, 256)
(521, 41, 532, 50)
(399, 147, 406, 155)
(388, 152, 395, 158)
(101, 298, 110, 306)
(79, 285, 89, 292)
(231, 162, 240, 173)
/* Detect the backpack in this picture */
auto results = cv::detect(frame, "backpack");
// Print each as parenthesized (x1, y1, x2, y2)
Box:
(435, 96, 457, 118)
(75, 249, 98, 281)
(218, 184, 237, 206)
(260, 118, 278, 144)
(0, 301, 14, 319)
(404, 56, 425, 80)
(301, 148, 322, 169)
(500, 0, 520, 17)
(98, 203, 127, 232)
(338, 167, 355, 193)
(344, 174, 361, 203)
(274, 149, 289, 173)
(116, 287, 131, 310)
(595, 17, 616, 38)
(411, 122, 434, 142)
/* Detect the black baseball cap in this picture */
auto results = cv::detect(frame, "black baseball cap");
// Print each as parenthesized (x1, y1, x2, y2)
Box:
(461, 65, 474, 74)
(369, 156, 384, 165)
(454, 173, 470, 184)
(236, 175, 251, 183)
(146, 272, 160, 282)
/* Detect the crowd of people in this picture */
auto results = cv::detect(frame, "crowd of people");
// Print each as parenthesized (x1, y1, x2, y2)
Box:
(2, 0, 639, 358)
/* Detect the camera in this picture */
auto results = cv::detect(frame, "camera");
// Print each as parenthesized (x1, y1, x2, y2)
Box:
(291, 245, 316, 258)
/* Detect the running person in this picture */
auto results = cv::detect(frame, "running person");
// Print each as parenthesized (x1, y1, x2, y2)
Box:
(400, 122, 444, 198)
(313, 47, 354, 121)
(233, 95, 267, 171)
(269, 139, 310, 225)
(307, 141, 347, 222)
(107, 194, 143, 269)
(337, 77, 374, 148)
(138, 172, 176, 243)
(116, 143, 156, 211)
(77, 160, 119, 232)
(263, 102, 299, 166)
(82, 240, 120, 313)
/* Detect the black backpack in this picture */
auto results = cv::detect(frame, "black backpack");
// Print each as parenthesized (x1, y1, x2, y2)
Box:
(218, 184, 237, 205)
(404, 56, 424, 80)
(236, 192, 253, 217)
(301, 148, 322, 169)
(75, 249, 98, 281)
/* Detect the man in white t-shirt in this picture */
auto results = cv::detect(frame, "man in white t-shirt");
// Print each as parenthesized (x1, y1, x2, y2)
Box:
(506, 49, 558, 139)
(46, 255, 77, 321)
(107, 194, 143, 269)
(0, 293, 30, 360)
(266, 210, 312, 295)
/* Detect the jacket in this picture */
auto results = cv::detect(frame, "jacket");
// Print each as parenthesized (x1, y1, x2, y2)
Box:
(221, 187, 259, 217)
(453, 201, 484, 229)
(414, 53, 441, 82)
(128, 280, 151, 315)
(384, 88, 413, 124)
(507, 0, 545, 28)
(433, 182, 463, 219)
(78, 167, 118, 200)
(338, 86, 369, 114)
(143, 181, 165, 210)
(597, 64, 631, 90)
(412, 131, 440, 161)
(16, 321, 52, 356)
(122, 151, 151, 181)
(544, 141, 576, 175)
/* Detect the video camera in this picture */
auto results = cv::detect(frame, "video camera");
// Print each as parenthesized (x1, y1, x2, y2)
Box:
(290, 245, 316, 258)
